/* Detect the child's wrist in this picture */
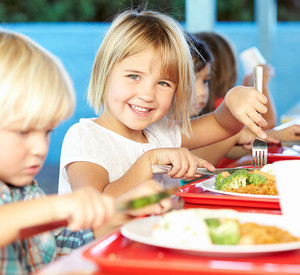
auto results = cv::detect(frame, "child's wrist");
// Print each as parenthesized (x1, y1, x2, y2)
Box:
(52, 195, 67, 221)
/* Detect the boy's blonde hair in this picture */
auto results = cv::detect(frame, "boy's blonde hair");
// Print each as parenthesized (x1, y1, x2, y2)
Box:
(0, 29, 75, 129)
(88, 9, 196, 135)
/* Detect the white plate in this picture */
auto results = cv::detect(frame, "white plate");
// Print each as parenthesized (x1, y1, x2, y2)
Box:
(121, 212, 300, 257)
(199, 177, 279, 199)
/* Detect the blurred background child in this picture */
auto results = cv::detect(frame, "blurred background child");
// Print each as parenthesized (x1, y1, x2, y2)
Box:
(195, 31, 277, 129)
(187, 33, 300, 168)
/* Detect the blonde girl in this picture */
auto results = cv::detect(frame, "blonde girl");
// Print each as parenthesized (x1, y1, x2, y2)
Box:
(59, 9, 269, 198)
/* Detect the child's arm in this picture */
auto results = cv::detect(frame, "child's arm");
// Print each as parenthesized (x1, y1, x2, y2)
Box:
(265, 124, 300, 141)
(191, 133, 241, 166)
(183, 86, 268, 149)
(93, 180, 172, 238)
(223, 127, 279, 160)
(192, 126, 281, 166)
(66, 147, 215, 198)
(0, 187, 114, 247)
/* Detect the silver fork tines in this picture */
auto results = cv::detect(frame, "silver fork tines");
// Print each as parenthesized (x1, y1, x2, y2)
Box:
(252, 66, 267, 168)
(252, 138, 268, 168)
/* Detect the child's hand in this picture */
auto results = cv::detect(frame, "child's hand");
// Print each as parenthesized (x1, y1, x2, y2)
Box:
(93, 181, 172, 238)
(116, 180, 172, 216)
(224, 86, 268, 139)
(148, 147, 215, 179)
(56, 186, 115, 231)
(237, 127, 280, 150)
(267, 124, 300, 141)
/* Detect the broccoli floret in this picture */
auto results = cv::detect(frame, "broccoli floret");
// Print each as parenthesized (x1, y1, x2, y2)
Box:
(215, 173, 225, 190)
(247, 173, 267, 185)
(232, 169, 249, 188)
(207, 219, 240, 245)
(204, 218, 221, 228)
(215, 169, 249, 191)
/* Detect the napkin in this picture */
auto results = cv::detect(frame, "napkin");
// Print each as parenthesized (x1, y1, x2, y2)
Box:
(274, 160, 300, 236)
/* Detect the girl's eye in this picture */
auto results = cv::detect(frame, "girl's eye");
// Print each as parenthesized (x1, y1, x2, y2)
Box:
(203, 79, 211, 86)
(158, 81, 170, 87)
(43, 128, 55, 138)
(17, 130, 29, 136)
(46, 129, 54, 136)
(129, 74, 139, 80)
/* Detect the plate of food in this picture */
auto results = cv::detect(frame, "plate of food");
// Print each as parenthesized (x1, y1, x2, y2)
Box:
(199, 164, 279, 199)
(121, 209, 300, 257)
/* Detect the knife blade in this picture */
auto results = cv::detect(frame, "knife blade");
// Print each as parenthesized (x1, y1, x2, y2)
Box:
(152, 164, 255, 176)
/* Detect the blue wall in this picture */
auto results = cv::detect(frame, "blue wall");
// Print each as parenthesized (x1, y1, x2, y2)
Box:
(2, 22, 300, 165)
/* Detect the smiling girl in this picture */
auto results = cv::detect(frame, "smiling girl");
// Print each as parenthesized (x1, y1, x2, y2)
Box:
(59, 9, 269, 198)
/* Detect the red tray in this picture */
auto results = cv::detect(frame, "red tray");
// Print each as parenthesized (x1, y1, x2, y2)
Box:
(222, 144, 300, 168)
(177, 179, 281, 210)
(83, 230, 300, 275)
(267, 152, 300, 162)
(268, 143, 300, 161)
(179, 147, 300, 210)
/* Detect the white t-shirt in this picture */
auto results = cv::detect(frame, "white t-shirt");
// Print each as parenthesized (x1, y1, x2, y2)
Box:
(58, 118, 182, 194)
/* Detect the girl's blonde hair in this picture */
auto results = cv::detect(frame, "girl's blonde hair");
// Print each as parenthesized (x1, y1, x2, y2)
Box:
(88, 9, 196, 135)
(0, 29, 75, 129)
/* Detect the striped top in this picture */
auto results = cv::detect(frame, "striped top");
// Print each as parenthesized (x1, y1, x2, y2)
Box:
(0, 180, 94, 274)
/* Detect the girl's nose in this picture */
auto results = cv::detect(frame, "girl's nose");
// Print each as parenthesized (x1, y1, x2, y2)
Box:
(137, 84, 155, 102)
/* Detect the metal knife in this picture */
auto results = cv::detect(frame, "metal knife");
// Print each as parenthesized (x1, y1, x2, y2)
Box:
(152, 164, 255, 176)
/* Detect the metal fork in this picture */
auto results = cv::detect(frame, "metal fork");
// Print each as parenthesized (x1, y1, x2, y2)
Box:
(252, 138, 268, 168)
(252, 66, 268, 168)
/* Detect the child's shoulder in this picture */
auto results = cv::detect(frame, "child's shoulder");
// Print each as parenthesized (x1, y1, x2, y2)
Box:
(69, 117, 96, 129)
(64, 117, 125, 144)
(66, 118, 98, 135)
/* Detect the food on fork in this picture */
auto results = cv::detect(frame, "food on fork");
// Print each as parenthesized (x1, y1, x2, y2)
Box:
(152, 209, 300, 247)
(215, 164, 277, 195)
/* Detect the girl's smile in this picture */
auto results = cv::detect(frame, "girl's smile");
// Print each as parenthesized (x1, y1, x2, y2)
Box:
(96, 47, 177, 141)
(129, 103, 152, 116)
